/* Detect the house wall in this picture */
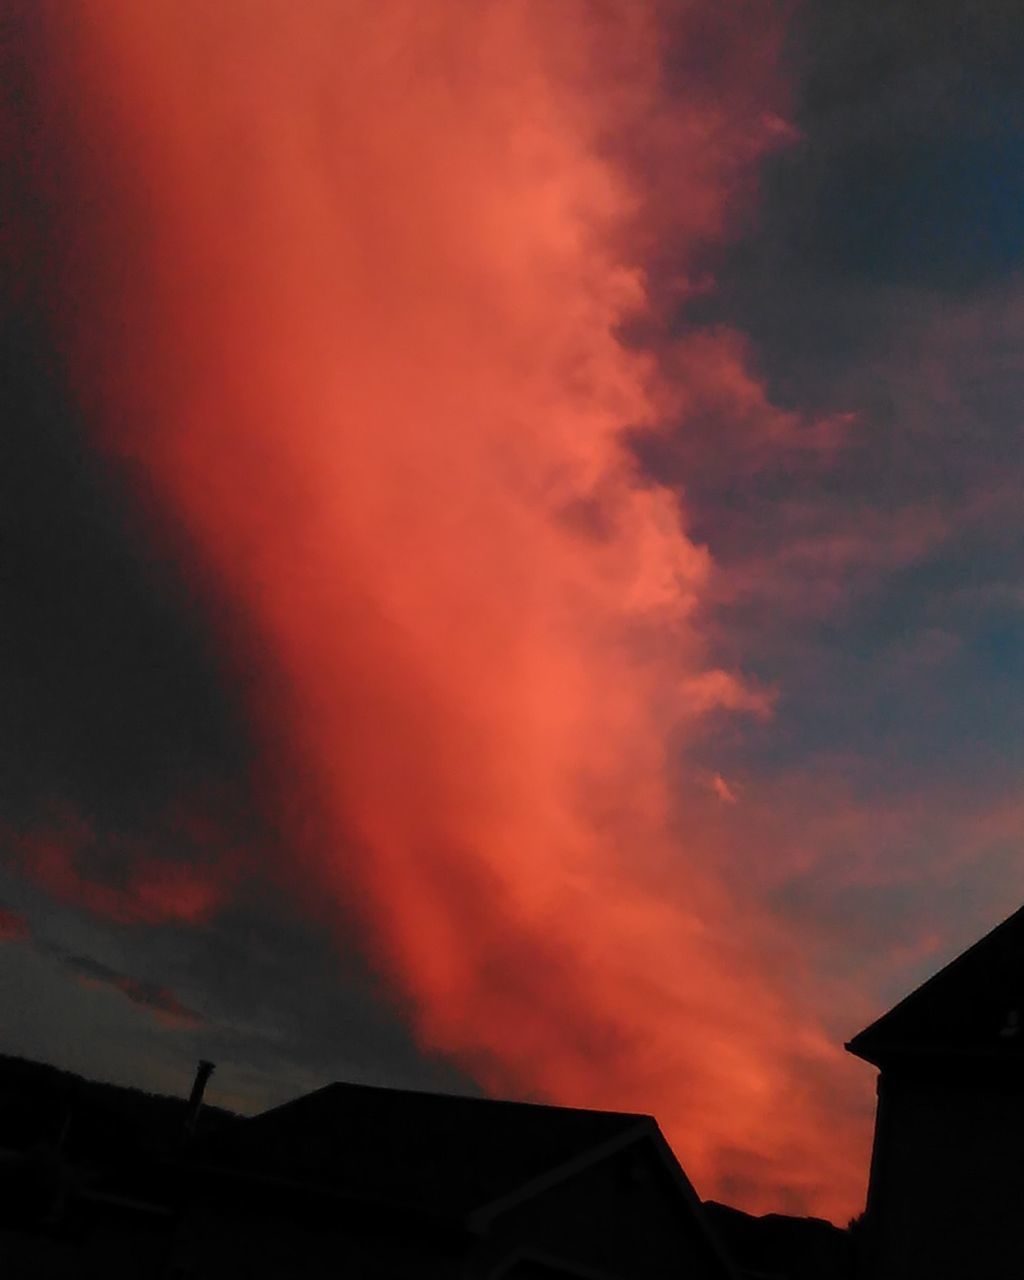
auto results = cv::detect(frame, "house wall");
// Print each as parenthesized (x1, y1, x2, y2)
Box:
(864, 1066, 1024, 1280)
(0, 1202, 463, 1279)
(174, 1203, 466, 1279)
(0, 1142, 728, 1279)
(471, 1139, 730, 1280)
(0, 1221, 174, 1279)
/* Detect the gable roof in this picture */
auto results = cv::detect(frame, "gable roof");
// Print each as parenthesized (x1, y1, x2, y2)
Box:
(846, 903, 1024, 1067)
(197, 1081, 650, 1222)
(197, 1080, 740, 1278)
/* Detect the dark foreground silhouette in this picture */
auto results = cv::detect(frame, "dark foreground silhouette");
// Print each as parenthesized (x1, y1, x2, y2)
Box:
(846, 901, 1024, 1280)
(10, 900, 1024, 1277)
(0, 1052, 849, 1279)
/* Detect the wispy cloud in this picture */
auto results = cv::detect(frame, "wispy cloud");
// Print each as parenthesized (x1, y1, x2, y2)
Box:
(58, 952, 203, 1028)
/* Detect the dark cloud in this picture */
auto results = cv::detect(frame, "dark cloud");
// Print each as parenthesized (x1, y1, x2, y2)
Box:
(791, 0, 1024, 285)
(0, 308, 255, 829)
(0, 44, 474, 1103)
(0, 0, 267, 840)
(0, 854, 479, 1111)
(629, 0, 1024, 1042)
(0, 906, 28, 940)
(55, 951, 202, 1026)
(681, 0, 1024, 409)
(0, 19, 364, 1095)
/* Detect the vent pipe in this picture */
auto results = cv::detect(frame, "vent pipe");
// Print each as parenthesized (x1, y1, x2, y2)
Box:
(184, 1060, 216, 1136)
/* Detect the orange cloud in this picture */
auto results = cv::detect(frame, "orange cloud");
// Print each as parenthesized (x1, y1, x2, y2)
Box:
(35, 1, 870, 1217)
(654, 328, 856, 466)
(681, 669, 777, 720)
(708, 773, 739, 806)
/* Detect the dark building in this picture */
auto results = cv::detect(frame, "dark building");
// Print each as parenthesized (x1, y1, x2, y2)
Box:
(846, 903, 1024, 1279)
(0, 1055, 741, 1279)
(186, 1081, 741, 1279)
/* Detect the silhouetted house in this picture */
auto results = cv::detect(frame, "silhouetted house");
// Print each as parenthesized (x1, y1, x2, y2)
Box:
(0, 1057, 740, 1279)
(846, 903, 1024, 1279)
(186, 1082, 740, 1278)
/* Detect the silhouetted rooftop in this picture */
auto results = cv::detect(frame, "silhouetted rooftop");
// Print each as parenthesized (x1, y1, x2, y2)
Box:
(846, 903, 1024, 1068)
(198, 1080, 652, 1222)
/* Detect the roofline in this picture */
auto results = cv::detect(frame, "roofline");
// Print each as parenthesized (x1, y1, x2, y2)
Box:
(201, 1082, 657, 1231)
(844, 902, 1024, 1059)
(645, 1126, 743, 1280)
(469, 1119, 740, 1280)
(246, 1079, 648, 1128)
(845, 1038, 1024, 1068)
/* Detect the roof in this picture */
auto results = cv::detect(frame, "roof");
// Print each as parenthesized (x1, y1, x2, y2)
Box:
(197, 1081, 650, 1222)
(846, 903, 1024, 1068)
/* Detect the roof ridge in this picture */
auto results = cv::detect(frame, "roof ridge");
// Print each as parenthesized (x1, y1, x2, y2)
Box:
(252, 1079, 650, 1124)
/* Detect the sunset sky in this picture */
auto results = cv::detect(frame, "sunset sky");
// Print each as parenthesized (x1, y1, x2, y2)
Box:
(2, 0, 1023, 1224)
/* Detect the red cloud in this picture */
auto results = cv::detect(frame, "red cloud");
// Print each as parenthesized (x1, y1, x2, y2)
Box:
(6, 812, 233, 927)
(0, 908, 29, 942)
(32, 1, 871, 1217)
(680, 669, 777, 720)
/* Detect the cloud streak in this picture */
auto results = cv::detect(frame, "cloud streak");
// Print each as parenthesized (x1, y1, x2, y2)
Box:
(57, 951, 202, 1028)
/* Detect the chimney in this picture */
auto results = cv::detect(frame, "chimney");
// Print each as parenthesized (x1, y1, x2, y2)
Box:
(184, 1060, 216, 1137)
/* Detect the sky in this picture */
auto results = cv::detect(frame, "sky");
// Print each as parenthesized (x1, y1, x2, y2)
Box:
(2, 0, 1023, 1224)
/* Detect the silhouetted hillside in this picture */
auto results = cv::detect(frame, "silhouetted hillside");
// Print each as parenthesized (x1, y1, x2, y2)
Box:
(0, 1053, 237, 1158)
(703, 1200, 855, 1280)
